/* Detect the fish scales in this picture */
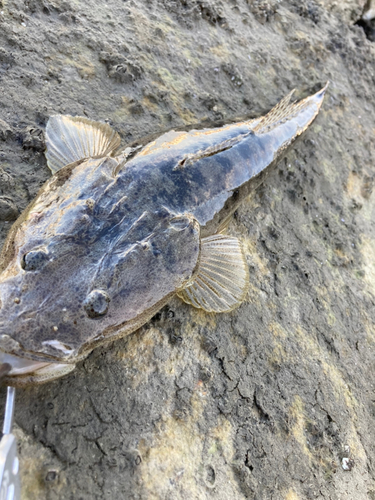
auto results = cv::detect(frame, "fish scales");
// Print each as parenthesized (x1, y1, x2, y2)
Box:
(0, 84, 328, 385)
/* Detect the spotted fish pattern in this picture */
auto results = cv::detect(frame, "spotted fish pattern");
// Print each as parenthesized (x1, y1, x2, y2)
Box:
(0, 84, 328, 385)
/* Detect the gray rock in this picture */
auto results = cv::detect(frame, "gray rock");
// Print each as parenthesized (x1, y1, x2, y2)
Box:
(0, 0, 374, 499)
(0, 120, 12, 141)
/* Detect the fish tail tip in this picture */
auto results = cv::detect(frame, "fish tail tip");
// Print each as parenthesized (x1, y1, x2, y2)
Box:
(316, 81, 330, 98)
(307, 81, 329, 111)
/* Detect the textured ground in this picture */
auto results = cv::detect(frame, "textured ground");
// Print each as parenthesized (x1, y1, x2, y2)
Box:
(0, 0, 375, 498)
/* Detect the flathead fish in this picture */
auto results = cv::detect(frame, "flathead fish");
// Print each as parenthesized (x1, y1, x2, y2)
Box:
(0, 85, 328, 385)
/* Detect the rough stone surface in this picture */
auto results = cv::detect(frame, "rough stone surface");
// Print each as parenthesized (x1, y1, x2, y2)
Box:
(317, 0, 367, 23)
(0, 0, 375, 499)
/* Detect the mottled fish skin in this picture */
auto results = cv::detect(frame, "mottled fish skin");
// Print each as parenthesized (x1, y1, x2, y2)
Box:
(114, 85, 327, 236)
(0, 84, 328, 385)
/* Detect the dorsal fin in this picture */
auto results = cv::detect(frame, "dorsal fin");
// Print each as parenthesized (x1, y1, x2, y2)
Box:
(45, 115, 121, 174)
(174, 132, 253, 171)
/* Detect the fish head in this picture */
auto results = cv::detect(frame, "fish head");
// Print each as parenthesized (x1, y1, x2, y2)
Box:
(0, 160, 200, 385)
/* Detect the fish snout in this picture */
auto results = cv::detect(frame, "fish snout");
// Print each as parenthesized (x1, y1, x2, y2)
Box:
(0, 350, 75, 385)
(0, 328, 75, 384)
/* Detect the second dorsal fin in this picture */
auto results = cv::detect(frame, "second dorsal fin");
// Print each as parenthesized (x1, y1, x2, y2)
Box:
(252, 89, 302, 135)
(45, 115, 121, 174)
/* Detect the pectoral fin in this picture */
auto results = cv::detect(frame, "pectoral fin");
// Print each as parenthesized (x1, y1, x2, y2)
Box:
(177, 235, 249, 313)
(45, 115, 121, 173)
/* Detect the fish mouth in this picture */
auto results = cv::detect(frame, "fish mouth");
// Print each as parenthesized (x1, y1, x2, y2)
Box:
(0, 351, 75, 386)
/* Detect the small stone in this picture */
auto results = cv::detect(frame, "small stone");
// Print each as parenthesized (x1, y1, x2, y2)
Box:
(342, 457, 355, 471)
(0, 197, 18, 221)
(0, 168, 15, 190)
(45, 470, 58, 482)
(128, 102, 144, 115)
(0, 119, 12, 140)
(22, 126, 44, 151)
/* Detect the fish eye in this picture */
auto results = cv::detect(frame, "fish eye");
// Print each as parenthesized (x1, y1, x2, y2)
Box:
(84, 289, 110, 318)
(21, 249, 49, 271)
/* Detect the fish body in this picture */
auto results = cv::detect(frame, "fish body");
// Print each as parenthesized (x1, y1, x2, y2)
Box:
(0, 85, 328, 385)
